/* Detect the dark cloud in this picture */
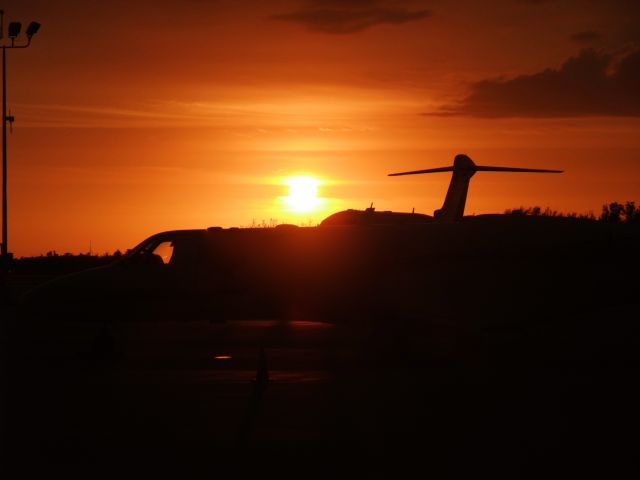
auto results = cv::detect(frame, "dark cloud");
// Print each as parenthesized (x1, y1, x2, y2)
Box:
(570, 30, 602, 44)
(273, 0, 431, 34)
(431, 49, 640, 118)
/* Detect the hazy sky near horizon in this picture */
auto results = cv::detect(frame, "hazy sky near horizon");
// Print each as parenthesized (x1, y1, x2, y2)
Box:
(4, 0, 640, 255)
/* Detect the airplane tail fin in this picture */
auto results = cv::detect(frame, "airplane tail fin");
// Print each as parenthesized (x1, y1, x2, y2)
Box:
(389, 154, 563, 221)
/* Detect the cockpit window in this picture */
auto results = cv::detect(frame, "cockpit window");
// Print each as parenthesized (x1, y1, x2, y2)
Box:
(152, 241, 174, 264)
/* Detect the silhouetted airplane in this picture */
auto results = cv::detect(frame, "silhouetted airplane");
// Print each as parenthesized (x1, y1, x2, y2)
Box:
(389, 153, 563, 221)
(321, 153, 562, 226)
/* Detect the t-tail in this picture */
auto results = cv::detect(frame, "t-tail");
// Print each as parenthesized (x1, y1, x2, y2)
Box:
(389, 154, 563, 221)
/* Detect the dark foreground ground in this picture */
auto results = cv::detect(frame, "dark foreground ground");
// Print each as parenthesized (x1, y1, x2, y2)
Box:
(2, 302, 640, 477)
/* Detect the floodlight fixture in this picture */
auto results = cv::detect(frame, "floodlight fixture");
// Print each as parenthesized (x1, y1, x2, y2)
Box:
(7, 22, 21, 39)
(26, 22, 40, 40)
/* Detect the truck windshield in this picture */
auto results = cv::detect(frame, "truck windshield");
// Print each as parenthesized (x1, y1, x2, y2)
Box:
(152, 241, 174, 264)
(121, 238, 175, 266)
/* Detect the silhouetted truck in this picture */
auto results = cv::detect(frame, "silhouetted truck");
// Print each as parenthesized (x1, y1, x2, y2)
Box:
(13, 215, 599, 311)
(12, 210, 640, 359)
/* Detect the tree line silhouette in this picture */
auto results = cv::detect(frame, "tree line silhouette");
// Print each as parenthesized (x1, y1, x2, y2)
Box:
(12, 250, 122, 276)
(506, 200, 640, 224)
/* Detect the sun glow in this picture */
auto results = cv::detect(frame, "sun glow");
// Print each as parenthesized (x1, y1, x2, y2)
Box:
(283, 176, 323, 213)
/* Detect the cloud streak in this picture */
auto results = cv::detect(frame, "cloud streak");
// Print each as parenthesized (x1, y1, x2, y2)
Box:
(273, 0, 431, 34)
(431, 49, 640, 117)
(570, 30, 602, 44)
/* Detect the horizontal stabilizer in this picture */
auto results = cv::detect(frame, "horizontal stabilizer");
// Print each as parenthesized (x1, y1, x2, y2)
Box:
(388, 166, 454, 176)
(475, 166, 563, 173)
(389, 166, 563, 176)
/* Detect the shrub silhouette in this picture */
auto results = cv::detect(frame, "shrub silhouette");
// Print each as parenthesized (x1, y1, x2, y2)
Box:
(505, 206, 594, 219)
(601, 202, 624, 223)
(601, 201, 640, 223)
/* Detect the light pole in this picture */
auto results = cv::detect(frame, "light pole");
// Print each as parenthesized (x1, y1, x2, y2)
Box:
(0, 10, 40, 266)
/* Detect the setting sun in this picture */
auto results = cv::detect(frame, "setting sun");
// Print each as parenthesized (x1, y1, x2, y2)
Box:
(283, 176, 322, 213)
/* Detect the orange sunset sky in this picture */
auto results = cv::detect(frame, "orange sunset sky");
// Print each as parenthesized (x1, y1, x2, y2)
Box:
(4, 0, 640, 256)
